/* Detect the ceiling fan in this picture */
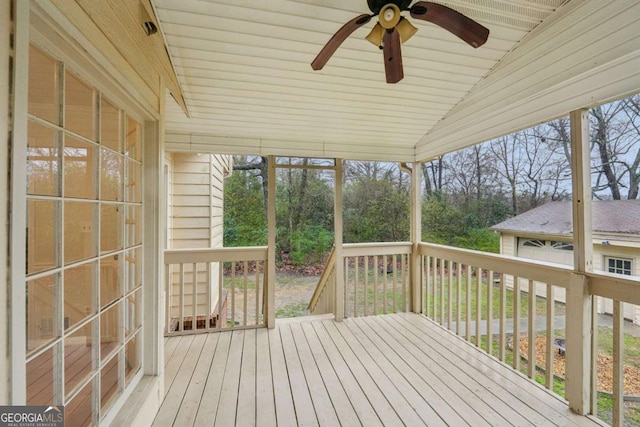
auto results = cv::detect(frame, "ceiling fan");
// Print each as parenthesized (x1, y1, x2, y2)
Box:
(311, 1, 489, 83)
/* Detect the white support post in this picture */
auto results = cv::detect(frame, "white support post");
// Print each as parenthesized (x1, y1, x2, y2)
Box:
(142, 100, 164, 379)
(267, 155, 276, 328)
(566, 108, 593, 415)
(334, 159, 344, 321)
(10, 0, 29, 405)
(410, 162, 422, 313)
(0, 0, 11, 406)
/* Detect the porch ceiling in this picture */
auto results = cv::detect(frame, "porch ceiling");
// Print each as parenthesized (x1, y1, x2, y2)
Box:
(154, 0, 640, 162)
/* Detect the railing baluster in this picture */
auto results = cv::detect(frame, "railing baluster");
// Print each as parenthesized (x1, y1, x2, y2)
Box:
(383, 256, 388, 314)
(192, 263, 198, 331)
(545, 283, 554, 390)
(432, 257, 437, 320)
(374, 255, 379, 315)
(165, 264, 171, 333)
(206, 262, 212, 331)
(255, 262, 261, 326)
(528, 279, 536, 379)
(231, 261, 236, 328)
(440, 258, 445, 325)
(392, 254, 397, 313)
(424, 256, 430, 317)
(499, 273, 506, 362)
(364, 256, 369, 316)
(243, 261, 249, 326)
(466, 264, 471, 342)
(591, 297, 599, 416)
(513, 276, 521, 371)
(354, 256, 359, 317)
(456, 263, 462, 336)
(612, 300, 624, 427)
(218, 261, 223, 330)
(448, 263, 453, 330)
(400, 254, 408, 312)
(476, 267, 482, 347)
(179, 263, 185, 332)
(344, 258, 348, 318)
(487, 270, 493, 355)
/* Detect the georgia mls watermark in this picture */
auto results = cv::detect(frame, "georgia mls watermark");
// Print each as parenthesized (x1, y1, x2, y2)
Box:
(0, 406, 64, 427)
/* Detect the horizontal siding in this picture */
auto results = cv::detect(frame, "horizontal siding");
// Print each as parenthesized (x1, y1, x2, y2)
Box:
(167, 153, 229, 320)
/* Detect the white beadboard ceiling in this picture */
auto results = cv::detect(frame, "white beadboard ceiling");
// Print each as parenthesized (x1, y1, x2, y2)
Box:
(154, 0, 640, 162)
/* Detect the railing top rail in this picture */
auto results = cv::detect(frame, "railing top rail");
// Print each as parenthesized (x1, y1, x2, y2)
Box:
(343, 242, 412, 256)
(419, 242, 574, 288)
(588, 271, 640, 305)
(164, 246, 268, 265)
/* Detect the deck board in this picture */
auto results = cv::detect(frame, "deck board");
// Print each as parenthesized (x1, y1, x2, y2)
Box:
(309, 321, 381, 427)
(154, 313, 604, 427)
(192, 331, 231, 426)
(255, 328, 277, 427)
(173, 333, 219, 427)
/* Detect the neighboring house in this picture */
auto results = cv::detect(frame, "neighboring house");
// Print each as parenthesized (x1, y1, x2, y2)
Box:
(492, 200, 640, 323)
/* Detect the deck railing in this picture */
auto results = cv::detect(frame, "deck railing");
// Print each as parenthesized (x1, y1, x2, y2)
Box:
(419, 242, 640, 427)
(419, 242, 571, 385)
(587, 271, 640, 426)
(164, 246, 268, 336)
(308, 246, 336, 315)
(309, 242, 412, 318)
(343, 242, 412, 318)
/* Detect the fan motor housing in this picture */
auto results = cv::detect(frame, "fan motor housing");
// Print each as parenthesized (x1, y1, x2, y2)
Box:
(367, 0, 412, 14)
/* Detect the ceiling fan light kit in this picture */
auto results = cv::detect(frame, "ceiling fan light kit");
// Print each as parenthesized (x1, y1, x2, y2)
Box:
(311, 1, 490, 83)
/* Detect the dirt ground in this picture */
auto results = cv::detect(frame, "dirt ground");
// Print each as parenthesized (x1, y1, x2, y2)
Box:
(227, 273, 320, 325)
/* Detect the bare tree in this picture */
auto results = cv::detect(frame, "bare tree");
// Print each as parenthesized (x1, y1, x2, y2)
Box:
(590, 99, 640, 200)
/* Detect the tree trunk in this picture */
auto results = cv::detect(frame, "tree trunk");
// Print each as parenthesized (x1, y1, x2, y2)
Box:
(591, 106, 622, 200)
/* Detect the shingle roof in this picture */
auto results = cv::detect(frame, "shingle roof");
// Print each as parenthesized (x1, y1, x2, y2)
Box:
(491, 200, 640, 236)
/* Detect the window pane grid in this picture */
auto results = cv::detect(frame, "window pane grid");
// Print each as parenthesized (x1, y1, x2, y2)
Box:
(26, 45, 143, 422)
(606, 257, 633, 275)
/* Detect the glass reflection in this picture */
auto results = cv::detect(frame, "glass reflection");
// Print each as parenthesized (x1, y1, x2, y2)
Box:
(64, 201, 97, 264)
(28, 121, 60, 196)
(64, 321, 95, 397)
(28, 46, 59, 124)
(64, 262, 95, 329)
(27, 274, 58, 353)
(27, 200, 59, 275)
(65, 71, 95, 141)
(64, 135, 97, 200)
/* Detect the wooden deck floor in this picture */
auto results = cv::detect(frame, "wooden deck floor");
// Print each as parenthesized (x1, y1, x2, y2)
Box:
(154, 313, 602, 427)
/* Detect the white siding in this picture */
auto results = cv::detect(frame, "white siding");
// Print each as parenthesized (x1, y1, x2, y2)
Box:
(166, 153, 230, 322)
(500, 234, 517, 257)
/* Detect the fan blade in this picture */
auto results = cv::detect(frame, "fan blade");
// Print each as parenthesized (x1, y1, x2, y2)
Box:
(311, 14, 372, 70)
(382, 29, 403, 83)
(410, 1, 489, 48)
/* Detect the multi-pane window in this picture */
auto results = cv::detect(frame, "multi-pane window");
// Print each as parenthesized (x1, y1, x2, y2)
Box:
(26, 45, 143, 425)
(606, 257, 633, 276)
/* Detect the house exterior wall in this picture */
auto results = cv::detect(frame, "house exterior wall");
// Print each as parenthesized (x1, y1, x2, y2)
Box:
(3, 1, 170, 424)
(499, 233, 640, 324)
(500, 234, 517, 257)
(166, 153, 230, 327)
